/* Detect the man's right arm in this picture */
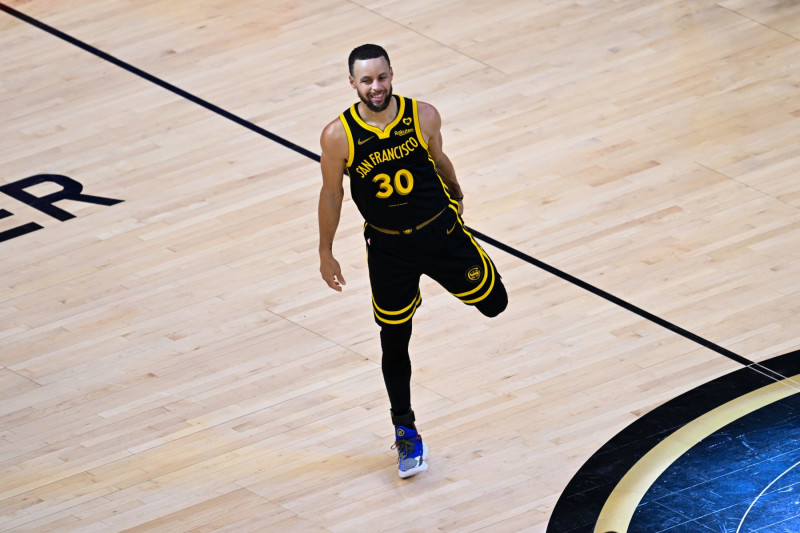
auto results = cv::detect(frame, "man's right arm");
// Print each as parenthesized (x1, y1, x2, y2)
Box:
(318, 119, 349, 292)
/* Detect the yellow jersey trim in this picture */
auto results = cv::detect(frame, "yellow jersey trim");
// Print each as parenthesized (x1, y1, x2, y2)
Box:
(339, 114, 355, 167)
(372, 291, 420, 316)
(348, 96, 407, 139)
(412, 99, 428, 151)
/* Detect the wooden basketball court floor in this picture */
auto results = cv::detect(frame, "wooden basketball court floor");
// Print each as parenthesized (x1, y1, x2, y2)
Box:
(2, 0, 800, 531)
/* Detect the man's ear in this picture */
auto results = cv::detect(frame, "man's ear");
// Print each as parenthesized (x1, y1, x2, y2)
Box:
(349, 75, 356, 89)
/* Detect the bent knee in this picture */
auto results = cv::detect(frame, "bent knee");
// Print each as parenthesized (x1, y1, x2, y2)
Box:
(476, 287, 508, 318)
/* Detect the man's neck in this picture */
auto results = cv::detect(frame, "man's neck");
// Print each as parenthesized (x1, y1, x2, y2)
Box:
(358, 96, 398, 129)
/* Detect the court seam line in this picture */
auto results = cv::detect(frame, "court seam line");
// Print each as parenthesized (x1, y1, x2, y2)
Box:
(718, 4, 800, 43)
(0, 2, 760, 369)
(351, 3, 508, 76)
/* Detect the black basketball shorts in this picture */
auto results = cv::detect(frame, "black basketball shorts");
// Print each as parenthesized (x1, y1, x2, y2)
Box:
(364, 205, 503, 326)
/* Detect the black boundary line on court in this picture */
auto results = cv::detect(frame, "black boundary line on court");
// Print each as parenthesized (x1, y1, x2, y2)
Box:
(0, 3, 321, 164)
(6, 2, 793, 374)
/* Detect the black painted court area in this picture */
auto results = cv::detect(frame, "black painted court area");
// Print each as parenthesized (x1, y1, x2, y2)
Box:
(549, 350, 800, 532)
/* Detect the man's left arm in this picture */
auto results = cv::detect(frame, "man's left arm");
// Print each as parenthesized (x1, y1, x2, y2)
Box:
(419, 102, 464, 213)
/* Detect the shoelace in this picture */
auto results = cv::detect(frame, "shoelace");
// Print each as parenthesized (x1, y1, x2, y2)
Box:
(392, 438, 416, 459)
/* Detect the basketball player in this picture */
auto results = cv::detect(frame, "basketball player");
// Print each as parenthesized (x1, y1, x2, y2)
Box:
(318, 44, 508, 478)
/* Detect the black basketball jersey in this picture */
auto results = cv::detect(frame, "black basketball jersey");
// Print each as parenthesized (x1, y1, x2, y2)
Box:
(339, 95, 452, 230)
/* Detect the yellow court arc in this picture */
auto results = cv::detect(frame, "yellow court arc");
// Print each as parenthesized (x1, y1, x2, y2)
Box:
(595, 373, 800, 533)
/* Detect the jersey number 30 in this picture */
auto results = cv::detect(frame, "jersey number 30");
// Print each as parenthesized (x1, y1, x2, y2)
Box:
(373, 169, 414, 199)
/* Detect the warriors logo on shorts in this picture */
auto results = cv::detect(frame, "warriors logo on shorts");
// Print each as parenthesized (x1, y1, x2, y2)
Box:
(466, 266, 482, 283)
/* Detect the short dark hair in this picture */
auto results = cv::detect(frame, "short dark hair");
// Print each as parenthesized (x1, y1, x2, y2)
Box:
(348, 44, 390, 75)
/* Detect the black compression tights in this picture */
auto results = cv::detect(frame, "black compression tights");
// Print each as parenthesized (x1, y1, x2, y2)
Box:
(380, 322, 414, 421)
(379, 284, 507, 426)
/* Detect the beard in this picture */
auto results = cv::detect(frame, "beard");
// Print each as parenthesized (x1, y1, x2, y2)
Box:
(358, 84, 393, 113)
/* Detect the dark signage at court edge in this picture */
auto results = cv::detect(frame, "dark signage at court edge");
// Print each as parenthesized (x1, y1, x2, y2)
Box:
(0, 174, 124, 243)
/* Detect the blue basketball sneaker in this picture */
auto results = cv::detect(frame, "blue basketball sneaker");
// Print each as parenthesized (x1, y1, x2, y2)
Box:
(393, 425, 428, 478)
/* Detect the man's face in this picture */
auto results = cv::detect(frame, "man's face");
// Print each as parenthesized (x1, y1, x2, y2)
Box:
(349, 57, 393, 113)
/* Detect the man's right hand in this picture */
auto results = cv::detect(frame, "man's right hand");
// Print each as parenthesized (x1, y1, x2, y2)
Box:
(320, 253, 346, 292)
(317, 117, 349, 293)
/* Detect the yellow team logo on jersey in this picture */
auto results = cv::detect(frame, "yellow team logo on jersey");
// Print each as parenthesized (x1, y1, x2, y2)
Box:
(403, 117, 412, 125)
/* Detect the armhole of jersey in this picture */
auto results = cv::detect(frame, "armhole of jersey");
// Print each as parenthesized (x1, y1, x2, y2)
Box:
(412, 99, 429, 151)
(339, 114, 355, 167)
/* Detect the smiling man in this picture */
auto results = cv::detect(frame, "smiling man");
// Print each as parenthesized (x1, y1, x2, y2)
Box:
(317, 44, 508, 479)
